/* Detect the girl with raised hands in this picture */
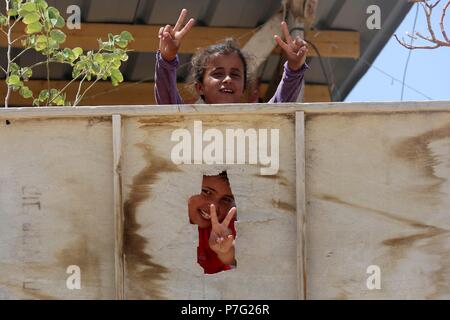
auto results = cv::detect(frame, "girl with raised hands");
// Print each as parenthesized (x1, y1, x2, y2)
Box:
(155, 8, 309, 105)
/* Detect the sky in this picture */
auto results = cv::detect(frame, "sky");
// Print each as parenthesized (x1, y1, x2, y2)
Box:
(345, 2, 450, 102)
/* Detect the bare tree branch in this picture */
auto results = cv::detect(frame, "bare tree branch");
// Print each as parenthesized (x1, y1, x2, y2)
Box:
(430, 0, 442, 9)
(415, 30, 450, 45)
(5, 0, 12, 108)
(10, 34, 28, 45)
(395, 0, 450, 49)
(10, 47, 32, 63)
(441, 1, 450, 41)
(47, 74, 82, 106)
(27, 60, 65, 70)
(10, 17, 23, 32)
(422, 2, 438, 41)
(394, 34, 440, 49)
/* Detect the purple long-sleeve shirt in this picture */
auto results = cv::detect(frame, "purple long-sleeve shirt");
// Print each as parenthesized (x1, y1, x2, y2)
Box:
(154, 51, 309, 105)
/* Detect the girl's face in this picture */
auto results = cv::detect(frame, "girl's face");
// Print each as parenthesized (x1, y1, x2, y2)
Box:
(195, 52, 245, 104)
(188, 176, 236, 229)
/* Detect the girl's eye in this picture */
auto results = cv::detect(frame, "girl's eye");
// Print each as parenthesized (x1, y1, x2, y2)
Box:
(202, 188, 211, 196)
(231, 73, 241, 78)
(222, 197, 234, 204)
(211, 72, 224, 78)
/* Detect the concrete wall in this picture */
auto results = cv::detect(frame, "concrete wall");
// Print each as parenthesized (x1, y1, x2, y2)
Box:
(0, 102, 449, 299)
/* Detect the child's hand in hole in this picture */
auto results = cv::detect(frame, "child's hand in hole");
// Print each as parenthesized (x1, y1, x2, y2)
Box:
(208, 204, 236, 259)
(158, 8, 195, 62)
(274, 21, 308, 71)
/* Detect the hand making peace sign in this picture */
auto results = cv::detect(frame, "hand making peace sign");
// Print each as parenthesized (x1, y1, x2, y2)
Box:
(160, 9, 307, 71)
(158, 8, 195, 61)
(274, 21, 309, 71)
(208, 204, 237, 255)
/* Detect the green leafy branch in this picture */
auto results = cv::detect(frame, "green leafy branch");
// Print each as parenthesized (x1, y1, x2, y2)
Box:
(1, 0, 134, 108)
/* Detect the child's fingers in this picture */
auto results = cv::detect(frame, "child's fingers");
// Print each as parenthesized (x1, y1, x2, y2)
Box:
(293, 37, 306, 50)
(225, 235, 234, 250)
(158, 27, 164, 39)
(179, 18, 195, 39)
(174, 8, 187, 32)
(217, 235, 233, 250)
(294, 36, 307, 46)
(163, 24, 173, 37)
(274, 35, 290, 53)
(281, 21, 293, 45)
(210, 204, 219, 227)
(222, 207, 236, 228)
(297, 46, 308, 58)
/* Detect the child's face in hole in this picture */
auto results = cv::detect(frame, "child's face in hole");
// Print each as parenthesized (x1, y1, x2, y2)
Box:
(195, 52, 245, 104)
(188, 175, 236, 229)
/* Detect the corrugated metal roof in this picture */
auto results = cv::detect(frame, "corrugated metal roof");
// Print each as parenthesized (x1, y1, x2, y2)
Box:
(1, 0, 413, 103)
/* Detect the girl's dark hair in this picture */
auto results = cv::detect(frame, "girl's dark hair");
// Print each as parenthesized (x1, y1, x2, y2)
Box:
(188, 38, 253, 100)
(218, 170, 229, 180)
(203, 171, 230, 184)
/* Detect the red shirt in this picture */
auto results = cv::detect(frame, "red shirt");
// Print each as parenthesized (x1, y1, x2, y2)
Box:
(197, 219, 237, 274)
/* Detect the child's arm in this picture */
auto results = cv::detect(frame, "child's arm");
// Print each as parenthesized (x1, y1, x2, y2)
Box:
(208, 204, 237, 266)
(154, 9, 195, 105)
(269, 21, 309, 103)
(269, 62, 308, 103)
(155, 51, 184, 104)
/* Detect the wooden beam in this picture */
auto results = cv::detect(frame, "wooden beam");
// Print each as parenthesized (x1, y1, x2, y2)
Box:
(2, 102, 450, 120)
(304, 30, 360, 59)
(112, 114, 125, 300)
(303, 84, 331, 102)
(0, 23, 359, 58)
(259, 83, 331, 102)
(295, 111, 307, 300)
(243, 12, 283, 70)
(1, 81, 331, 106)
(1, 23, 254, 54)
